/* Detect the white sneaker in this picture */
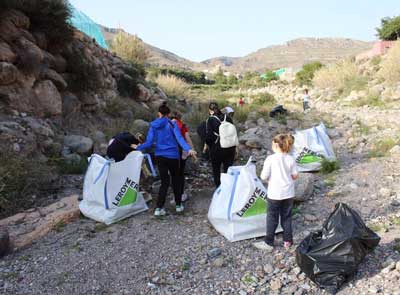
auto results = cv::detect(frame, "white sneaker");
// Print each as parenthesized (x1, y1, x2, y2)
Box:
(253, 241, 274, 252)
(176, 204, 184, 213)
(181, 193, 189, 202)
(154, 208, 166, 216)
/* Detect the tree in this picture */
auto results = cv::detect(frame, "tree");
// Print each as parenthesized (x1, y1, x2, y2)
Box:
(296, 61, 323, 86)
(110, 31, 149, 65)
(261, 70, 278, 82)
(214, 68, 227, 84)
(376, 16, 400, 41)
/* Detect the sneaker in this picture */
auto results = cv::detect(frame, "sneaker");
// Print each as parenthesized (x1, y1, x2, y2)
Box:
(284, 241, 293, 249)
(253, 241, 274, 252)
(154, 208, 166, 216)
(181, 193, 189, 202)
(176, 204, 184, 213)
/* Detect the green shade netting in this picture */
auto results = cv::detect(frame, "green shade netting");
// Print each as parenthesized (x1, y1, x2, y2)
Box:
(69, 5, 108, 49)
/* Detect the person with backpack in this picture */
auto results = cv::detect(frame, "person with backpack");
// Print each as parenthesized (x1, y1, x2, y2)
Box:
(206, 102, 238, 187)
(133, 103, 197, 216)
(171, 111, 195, 202)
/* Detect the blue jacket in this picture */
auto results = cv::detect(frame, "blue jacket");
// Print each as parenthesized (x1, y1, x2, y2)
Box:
(137, 117, 191, 159)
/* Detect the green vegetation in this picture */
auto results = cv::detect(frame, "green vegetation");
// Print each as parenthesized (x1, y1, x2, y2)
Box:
(110, 31, 149, 65)
(320, 158, 341, 174)
(0, 152, 56, 218)
(353, 119, 370, 136)
(351, 92, 385, 108)
(104, 97, 127, 117)
(147, 67, 209, 84)
(260, 70, 279, 82)
(53, 220, 66, 233)
(376, 16, 400, 41)
(1, 0, 74, 47)
(296, 61, 323, 86)
(368, 137, 399, 158)
(55, 157, 89, 175)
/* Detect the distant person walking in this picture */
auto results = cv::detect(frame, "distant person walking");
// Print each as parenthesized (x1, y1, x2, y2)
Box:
(134, 103, 196, 216)
(238, 97, 245, 107)
(171, 111, 196, 202)
(303, 89, 311, 112)
(206, 102, 237, 187)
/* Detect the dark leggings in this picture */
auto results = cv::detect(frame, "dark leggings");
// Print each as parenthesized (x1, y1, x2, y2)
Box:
(156, 156, 181, 208)
(177, 157, 187, 197)
(265, 198, 294, 246)
(209, 146, 236, 187)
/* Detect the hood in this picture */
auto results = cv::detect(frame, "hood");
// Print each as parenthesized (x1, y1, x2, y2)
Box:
(151, 117, 169, 129)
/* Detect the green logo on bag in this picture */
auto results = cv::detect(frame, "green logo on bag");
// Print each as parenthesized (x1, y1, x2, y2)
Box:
(237, 187, 268, 217)
(112, 177, 139, 207)
(296, 147, 324, 164)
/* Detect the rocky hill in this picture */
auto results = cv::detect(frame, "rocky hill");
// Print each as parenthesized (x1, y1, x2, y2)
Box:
(202, 38, 373, 72)
(101, 26, 197, 69)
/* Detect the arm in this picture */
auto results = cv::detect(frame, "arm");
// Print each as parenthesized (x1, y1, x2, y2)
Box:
(205, 117, 217, 146)
(291, 158, 299, 180)
(136, 126, 154, 151)
(185, 132, 194, 149)
(172, 122, 191, 151)
(260, 158, 271, 182)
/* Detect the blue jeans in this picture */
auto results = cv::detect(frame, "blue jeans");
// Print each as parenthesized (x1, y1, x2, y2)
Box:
(265, 198, 294, 246)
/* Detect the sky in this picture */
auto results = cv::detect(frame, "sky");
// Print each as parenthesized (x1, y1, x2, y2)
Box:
(69, 0, 400, 62)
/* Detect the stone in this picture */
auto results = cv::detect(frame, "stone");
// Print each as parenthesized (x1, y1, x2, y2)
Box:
(40, 68, 67, 90)
(245, 138, 262, 149)
(52, 54, 67, 73)
(0, 62, 18, 85)
(0, 41, 16, 63)
(390, 145, 400, 156)
(14, 37, 43, 75)
(62, 92, 81, 116)
(2, 9, 30, 29)
(133, 119, 150, 134)
(33, 80, 62, 116)
(64, 135, 94, 155)
(269, 278, 282, 291)
(208, 247, 222, 258)
(263, 263, 274, 274)
(0, 226, 10, 257)
(294, 173, 315, 202)
(23, 117, 54, 137)
(212, 257, 225, 267)
(92, 131, 106, 144)
(379, 188, 392, 198)
(137, 84, 153, 102)
(63, 153, 82, 165)
(304, 214, 317, 222)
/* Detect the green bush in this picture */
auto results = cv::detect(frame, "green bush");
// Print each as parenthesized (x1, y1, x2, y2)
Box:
(110, 31, 149, 65)
(147, 67, 210, 85)
(1, 0, 74, 48)
(369, 137, 399, 158)
(320, 158, 341, 174)
(296, 62, 323, 86)
(376, 16, 400, 41)
(0, 152, 56, 218)
(56, 158, 88, 175)
(104, 97, 127, 117)
(260, 70, 279, 82)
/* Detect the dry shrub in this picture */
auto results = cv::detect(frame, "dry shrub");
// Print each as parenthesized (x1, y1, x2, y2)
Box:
(155, 74, 190, 98)
(378, 41, 400, 85)
(110, 31, 149, 65)
(313, 60, 367, 94)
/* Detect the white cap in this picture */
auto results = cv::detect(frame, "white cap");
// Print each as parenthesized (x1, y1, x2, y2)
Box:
(222, 106, 234, 114)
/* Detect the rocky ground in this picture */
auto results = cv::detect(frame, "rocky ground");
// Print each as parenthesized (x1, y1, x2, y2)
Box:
(1, 102, 400, 295)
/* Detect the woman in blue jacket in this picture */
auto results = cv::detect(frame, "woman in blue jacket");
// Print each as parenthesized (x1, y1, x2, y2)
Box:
(134, 103, 196, 216)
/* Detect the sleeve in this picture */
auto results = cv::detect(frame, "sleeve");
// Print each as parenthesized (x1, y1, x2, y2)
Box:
(136, 126, 154, 151)
(205, 117, 216, 146)
(291, 157, 298, 176)
(173, 122, 191, 151)
(260, 157, 272, 181)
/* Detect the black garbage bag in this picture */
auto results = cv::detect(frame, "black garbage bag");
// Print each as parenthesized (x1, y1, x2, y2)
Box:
(296, 203, 380, 294)
(269, 105, 287, 118)
(106, 131, 140, 162)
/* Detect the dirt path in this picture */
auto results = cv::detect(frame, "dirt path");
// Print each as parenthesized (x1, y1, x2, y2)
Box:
(1, 106, 400, 295)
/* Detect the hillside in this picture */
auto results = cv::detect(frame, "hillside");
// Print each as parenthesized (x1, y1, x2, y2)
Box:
(101, 26, 197, 69)
(202, 37, 373, 72)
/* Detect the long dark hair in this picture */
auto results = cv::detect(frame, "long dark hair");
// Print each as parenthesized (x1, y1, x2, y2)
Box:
(209, 102, 221, 115)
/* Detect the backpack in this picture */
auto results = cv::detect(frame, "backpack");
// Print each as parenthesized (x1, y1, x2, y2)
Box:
(211, 115, 239, 148)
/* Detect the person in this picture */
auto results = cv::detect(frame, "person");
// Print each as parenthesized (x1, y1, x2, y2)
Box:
(206, 102, 236, 187)
(253, 134, 298, 252)
(238, 97, 245, 107)
(171, 111, 196, 202)
(303, 89, 311, 112)
(133, 103, 196, 216)
(221, 106, 235, 119)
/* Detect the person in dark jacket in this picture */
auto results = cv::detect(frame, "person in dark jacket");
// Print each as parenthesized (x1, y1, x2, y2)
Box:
(206, 102, 236, 187)
(134, 103, 196, 216)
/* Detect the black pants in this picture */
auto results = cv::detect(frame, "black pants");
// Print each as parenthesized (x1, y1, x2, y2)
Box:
(177, 157, 187, 198)
(209, 146, 235, 187)
(303, 101, 310, 111)
(156, 156, 181, 208)
(265, 198, 294, 246)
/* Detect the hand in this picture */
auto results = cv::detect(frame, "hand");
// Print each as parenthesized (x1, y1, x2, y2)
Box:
(203, 144, 209, 153)
(131, 144, 139, 149)
(188, 149, 198, 161)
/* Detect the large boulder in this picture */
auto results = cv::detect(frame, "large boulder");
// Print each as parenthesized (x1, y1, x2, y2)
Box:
(0, 62, 18, 85)
(1, 9, 30, 30)
(137, 84, 152, 102)
(40, 68, 67, 90)
(0, 41, 16, 63)
(14, 37, 43, 75)
(62, 92, 81, 116)
(33, 80, 62, 116)
(294, 173, 315, 202)
(132, 119, 150, 134)
(64, 135, 94, 155)
(23, 117, 54, 137)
